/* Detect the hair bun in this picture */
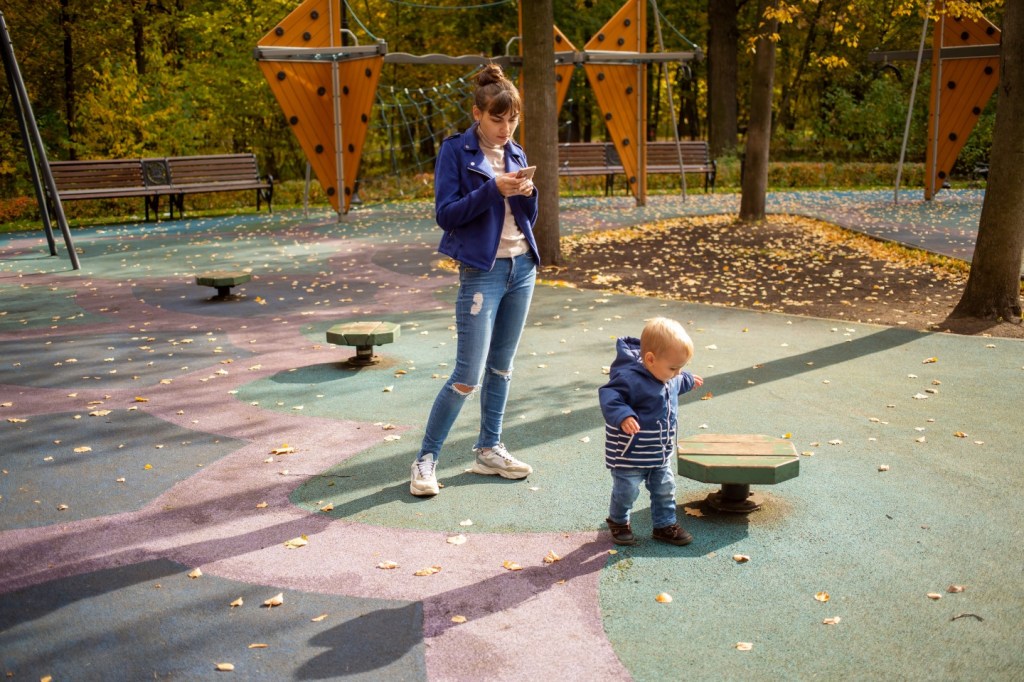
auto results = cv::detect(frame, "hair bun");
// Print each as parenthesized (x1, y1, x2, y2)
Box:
(475, 63, 506, 87)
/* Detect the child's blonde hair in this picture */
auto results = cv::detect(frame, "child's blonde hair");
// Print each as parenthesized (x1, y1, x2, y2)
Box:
(640, 317, 694, 363)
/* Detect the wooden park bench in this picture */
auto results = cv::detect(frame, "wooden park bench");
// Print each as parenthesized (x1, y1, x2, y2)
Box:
(50, 159, 168, 221)
(647, 141, 717, 192)
(164, 153, 274, 218)
(557, 142, 622, 195)
(49, 153, 273, 221)
(677, 434, 800, 512)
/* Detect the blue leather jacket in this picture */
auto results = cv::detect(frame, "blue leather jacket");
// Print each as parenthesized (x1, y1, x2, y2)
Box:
(433, 124, 541, 270)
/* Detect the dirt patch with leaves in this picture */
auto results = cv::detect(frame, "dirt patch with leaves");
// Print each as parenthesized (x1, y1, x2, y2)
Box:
(545, 214, 1024, 339)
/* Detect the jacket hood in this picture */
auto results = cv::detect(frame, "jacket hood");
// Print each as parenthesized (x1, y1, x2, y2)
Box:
(610, 336, 645, 377)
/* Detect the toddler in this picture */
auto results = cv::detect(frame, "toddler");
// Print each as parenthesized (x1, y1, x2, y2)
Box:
(598, 317, 703, 546)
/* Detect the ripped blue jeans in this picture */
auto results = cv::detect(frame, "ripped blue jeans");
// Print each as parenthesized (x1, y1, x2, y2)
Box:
(417, 254, 536, 461)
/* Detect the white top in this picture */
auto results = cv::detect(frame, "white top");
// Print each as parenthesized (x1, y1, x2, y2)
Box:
(480, 140, 527, 259)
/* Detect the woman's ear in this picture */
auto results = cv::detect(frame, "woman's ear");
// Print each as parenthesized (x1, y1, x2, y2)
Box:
(472, 105, 482, 122)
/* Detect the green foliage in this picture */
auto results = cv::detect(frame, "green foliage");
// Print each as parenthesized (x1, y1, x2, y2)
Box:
(0, 0, 1003, 203)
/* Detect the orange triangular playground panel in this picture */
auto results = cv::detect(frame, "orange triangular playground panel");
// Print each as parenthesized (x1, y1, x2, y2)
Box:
(258, 0, 381, 213)
(925, 8, 1000, 199)
(553, 26, 577, 113)
(583, 0, 646, 203)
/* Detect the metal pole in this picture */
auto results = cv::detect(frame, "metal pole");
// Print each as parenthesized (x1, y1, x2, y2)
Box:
(894, 9, 930, 204)
(0, 11, 79, 269)
(1, 19, 55, 254)
(650, 0, 687, 201)
(330, 1, 345, 221)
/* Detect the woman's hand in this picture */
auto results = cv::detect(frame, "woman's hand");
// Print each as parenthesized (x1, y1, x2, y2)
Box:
(496, 172, 534, 197)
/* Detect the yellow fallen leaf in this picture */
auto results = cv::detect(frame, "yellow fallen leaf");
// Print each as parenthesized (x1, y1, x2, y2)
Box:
(215, 662, 234, 671)
(255, 501, 268, 509)
(733, 554, 750, 563)
(700, 391, 714, 400)
(446, 534, 467, 545)
(74, 446, 92, 453)
(543, 550, 561, 564)
(248, 643, 268, 649)
(134, 396, 149, 402)
(264, 592, 284, 607)
(230, 597, 243, 607)
(502, 560, 523, 571)
(57, 504, 69, 511)
(283, 535, 309, 549)
(815, 591, 830, 603)
(377, 561, 399, 570)
(319, 503, 334, 512)
(947, 584, 966, 593)
(736, 642, 753, 651)
(144, 464, 153, 470)
(922, 357, 938, 364)
(89, 410, 112, 417)
(311, 614, 328, 622)
(953, 431, 967, 438)
(188, 568, 203, 579)
(655, 592, 672, 603)
(878, 464, 890, 472)
(926, 592, 943, 600)
(270, 444, 295, 455)
(451, 615, 467, 624)
(7, 417, 27, 423)
(414, 566, 441, 576)
(823, 617, 841, 625)
(459, 519, 473, 526)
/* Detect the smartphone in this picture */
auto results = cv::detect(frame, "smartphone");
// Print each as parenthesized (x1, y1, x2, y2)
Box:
(516, 166, 537, 180)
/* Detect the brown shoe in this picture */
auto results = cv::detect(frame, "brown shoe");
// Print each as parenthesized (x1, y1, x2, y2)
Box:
(605, 517, 638, 546)
(652, 524, 693, 546)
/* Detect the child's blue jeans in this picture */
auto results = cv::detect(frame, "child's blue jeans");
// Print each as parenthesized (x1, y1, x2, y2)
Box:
(418, 254, 536, 461)
(609, 464, 678, 529)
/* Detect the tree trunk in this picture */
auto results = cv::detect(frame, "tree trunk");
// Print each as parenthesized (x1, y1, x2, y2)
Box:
(59, 0, 76, 158)
(707, 0, 739, 157)
(132, 0, 146, 76)
(739, 0, 778, 222)
(949, 0, 1024, 324)
(520, 0, 561, 266)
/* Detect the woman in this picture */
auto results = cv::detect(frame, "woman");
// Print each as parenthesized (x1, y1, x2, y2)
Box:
(410, 64, 540, 497)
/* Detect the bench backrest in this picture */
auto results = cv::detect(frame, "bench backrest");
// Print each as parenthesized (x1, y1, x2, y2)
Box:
(647, 141, 712, 167)
(166, 154, 260, 184)
(50, 160, 146, 191)
(558, 143, 611, 167)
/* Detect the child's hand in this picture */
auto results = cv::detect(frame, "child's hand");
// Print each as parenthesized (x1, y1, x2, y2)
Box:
(620, 416, 640, 435)
(693, 375, 704, 387)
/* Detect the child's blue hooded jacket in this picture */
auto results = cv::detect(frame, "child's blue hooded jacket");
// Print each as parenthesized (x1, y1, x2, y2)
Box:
(599, 336, 697, 469)
(433, 124, 541, 271)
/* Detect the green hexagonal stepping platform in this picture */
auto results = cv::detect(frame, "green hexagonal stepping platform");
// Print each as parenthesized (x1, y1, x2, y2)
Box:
(325, 320, 400, 366)
(677, 434, 799, 512)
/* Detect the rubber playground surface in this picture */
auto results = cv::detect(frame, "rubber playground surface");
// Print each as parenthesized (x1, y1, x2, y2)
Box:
(1, 189, 1021, 680)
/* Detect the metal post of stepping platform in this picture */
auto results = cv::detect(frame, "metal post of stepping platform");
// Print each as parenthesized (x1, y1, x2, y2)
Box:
(677, 434, 800, 513)
(196, 270, 252, 300)
(325, 320, 400, 366)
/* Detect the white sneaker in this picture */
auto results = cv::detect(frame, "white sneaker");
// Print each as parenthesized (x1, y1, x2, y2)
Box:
(470, 443, 532, 479)
(410, 457, 439, 496)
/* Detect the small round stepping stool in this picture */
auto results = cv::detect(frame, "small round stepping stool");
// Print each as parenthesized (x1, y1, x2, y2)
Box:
(196, 270, 251, 300)
(677, 434, 800, 513)
(325, 320, 401, 366)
